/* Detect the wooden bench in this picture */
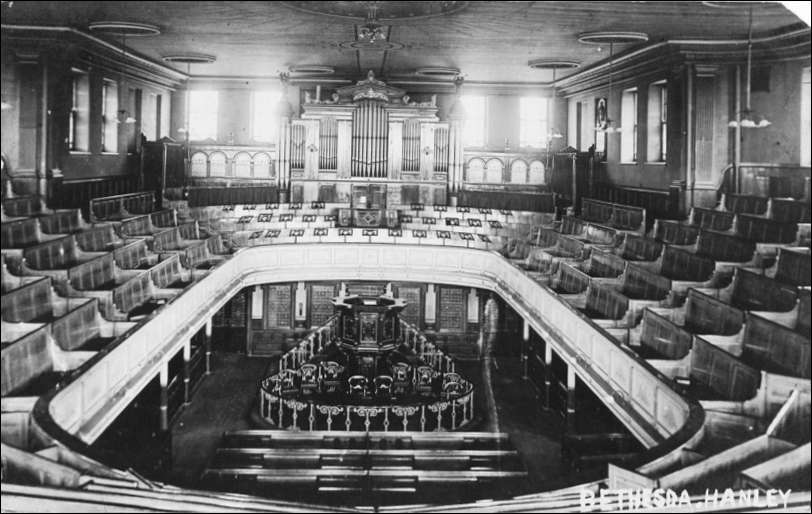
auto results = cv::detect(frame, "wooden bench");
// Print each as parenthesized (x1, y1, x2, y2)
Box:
(2, 196, 48, 218)
(700, 268, 798, 313)
(1, 276, 90, 324)
(20, 236, 108, 279)
(636, 308, 692, 360)
(578, 249, 626, 279)
(767, 198, 810, 223)
(733, 214, 803, 244)
(1, 256, 41, 294)
(118, 209, 177, 238)
(613, 233, 663, 262)
(634, 246, 716, 300)
(89, 191, 155, 222)
(582, 198, 646, 233)
(651, 220, 700, 245)
(770, 247, 811, 287)
(49, 297, 135, 351)
(719, 193, 768, 215)
(582, 283, 632, 327)
(150, 254, 195, 290)
(1, 217, 62, 250)
(690, 336, 761, 401)
(37, 209, 90, 235)
(1, 324, 55, 396)
(689, 207, 735, 231)
(112, 239, 159, 270)
(739, 313, 811, 378)
(690, 230, 757, 270)
(152, 222, 201, 252)
(548, 263, 591, 295)
(74, 224, 125, 252)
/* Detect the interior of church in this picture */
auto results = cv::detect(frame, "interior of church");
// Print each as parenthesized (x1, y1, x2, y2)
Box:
(1, 1, 810, 511)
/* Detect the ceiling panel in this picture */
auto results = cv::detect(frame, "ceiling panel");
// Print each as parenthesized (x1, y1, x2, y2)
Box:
(1, 1, 805, 82)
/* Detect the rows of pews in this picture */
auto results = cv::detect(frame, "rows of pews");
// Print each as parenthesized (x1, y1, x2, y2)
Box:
(1, 191, 230, 400)
(202, 430, 528, 506)
(503, 195, 811, 493)
(185, 200, 557, 250)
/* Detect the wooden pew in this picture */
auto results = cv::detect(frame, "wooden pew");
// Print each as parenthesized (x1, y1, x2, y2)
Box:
(634, 246, 717, 299)
(733, 213, 804, 244)
(767, 198, 810, 223)
(736, 442, 811, 491)
(650, 219, 700, 245)
(1, 276, 90, 324)
(582, 198, 646, 233)
(112, 239, 160, 271)
(719, 193, 768, 215)
(689, 336, 761, 401)
(74, 224, 125, 252)
(561, 216, 618, 247)
(2, 196, 49, 218)
(738, 313, 810, 378)
(118, 209, 177, 238)
(152, 222, 201, 252)
(1, 217, 62, 250)
(634, 308, 693, 360)
(49, 297, 135, 351)
(696, 268, 798, 313)
(149, 254, 195, 290)
(89, 191, 155, 222)
(770, 247, 811, 287)
(688, 207, 735, 231)
(185, 235, 229, 270)
(577, 249, 627, 279)
(19, 236, 108, 283)
(612, 233, 663, 262)
(687, 230, 758, 272)
(37, 209, 91, 235)
(547, 263, 591, 296)
(1, 256, 41, 294)
(581, 283, 633, 327)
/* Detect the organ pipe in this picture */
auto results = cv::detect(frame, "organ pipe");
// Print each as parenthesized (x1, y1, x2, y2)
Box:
(351, 100, 389, 177)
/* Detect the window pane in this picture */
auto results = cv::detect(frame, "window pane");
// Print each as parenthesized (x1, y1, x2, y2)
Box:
(71, 73, 90, 152)
(102, 80, 118, 153)
(189, 90, 218, 141)
(252, 90, 281, 142)
(620, 89, 637, 162)
(519, 97, 548, 147)
(461, 95, 486, 147)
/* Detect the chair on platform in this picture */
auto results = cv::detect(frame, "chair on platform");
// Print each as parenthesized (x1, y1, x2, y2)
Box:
(299, 363, 319, 395)
(271, 369, 299, 395)
(391, 363, 412, 396)
(320, 361, 344, 394)
(348, 375, 368, 399)
(415, 365, 437, 397)
(374, 375, 394, 399)
(442, 381, 465, 400)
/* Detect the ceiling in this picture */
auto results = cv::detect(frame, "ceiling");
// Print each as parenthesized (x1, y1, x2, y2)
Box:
(1, 1, 807, 84)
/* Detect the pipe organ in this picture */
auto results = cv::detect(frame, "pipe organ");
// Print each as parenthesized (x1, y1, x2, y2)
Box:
(283, 71, 458, 205)
(351, 100, 389, 178)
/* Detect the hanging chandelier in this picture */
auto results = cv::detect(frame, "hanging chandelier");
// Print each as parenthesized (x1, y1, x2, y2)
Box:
(357, 3, 386, 44)
(597, 41, 621, 134)
(728, 5, 771, 128)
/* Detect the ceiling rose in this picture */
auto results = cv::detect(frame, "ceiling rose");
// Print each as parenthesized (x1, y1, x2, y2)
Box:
(88, 21, 161, 36)
(280, 1, 469, 21)
(577, 31, 650, 45)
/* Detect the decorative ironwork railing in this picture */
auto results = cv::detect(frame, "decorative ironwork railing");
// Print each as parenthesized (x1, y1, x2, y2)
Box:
(259, 317, 473, 432)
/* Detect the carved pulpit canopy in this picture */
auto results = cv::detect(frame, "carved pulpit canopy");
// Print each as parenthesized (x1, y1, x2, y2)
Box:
(335, 70, 405, 103)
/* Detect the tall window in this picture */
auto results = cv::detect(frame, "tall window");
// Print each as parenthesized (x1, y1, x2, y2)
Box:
(188, 90, 218, 141)
(802, 66, 811, 167)
(69, 71, 90, 152)
(461, 95, 486, 147)
(519, 96, 549, 147)
(101, 79, 119, 153)
(647, 82, 667, 162)
(252, 90, 281, 143)
(620, 88, 638, 162)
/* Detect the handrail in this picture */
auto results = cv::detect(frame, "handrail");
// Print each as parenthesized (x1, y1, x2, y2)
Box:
(29, 243, 704, 508)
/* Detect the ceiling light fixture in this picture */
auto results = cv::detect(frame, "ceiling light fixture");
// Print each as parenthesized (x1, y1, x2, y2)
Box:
(358, 3, 386, 44)
(728, 6, 771, 128)
(596, 41, 621, 134)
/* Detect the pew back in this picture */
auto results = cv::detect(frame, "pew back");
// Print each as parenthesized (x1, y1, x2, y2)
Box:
(113, 273, 153, 315)
(50, 299, 101, 351)
(640, 308, 692, 359)
(660, 247, 715, 282)
(774, 248, 811, 287)
(684, 289, 744, 335)
(652, 220, 699, 245)
(691, 337, 761, 401)
(585, 284, 630, 320)
(74, 224, 120, 252)
(743, 314, 811, 378)
(69, 254, 115, 291)
(729, 269, 798, 312)
(1, 277, 52, 322)
(734, 214, 799, 244)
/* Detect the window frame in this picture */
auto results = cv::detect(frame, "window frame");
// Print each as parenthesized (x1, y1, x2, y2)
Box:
(69, 70, 90, 153)
(460, 94, 487, 148)
(188, 89, 219, 142)
(518, 96, 550, 148)
(251, 89, 281, 144)
(620, 88, 638, 163)
(101, 78, 119, 153)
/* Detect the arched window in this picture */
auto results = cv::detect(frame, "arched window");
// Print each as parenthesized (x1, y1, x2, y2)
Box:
(485, 159, 504, 183)
(234, 152, 252, 177)
(529, 160, 546, 184)
(253, 152, 273, 178)
(209, 152, 227, 176)
(510, 160, 528, 184)
(466, 158, 485, 183)
(190, 152, 208, 177)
